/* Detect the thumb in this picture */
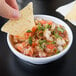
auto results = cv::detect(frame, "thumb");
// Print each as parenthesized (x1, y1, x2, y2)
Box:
(0, 1, 20, 19)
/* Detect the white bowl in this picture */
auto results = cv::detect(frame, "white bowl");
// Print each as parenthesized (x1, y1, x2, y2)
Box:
(7, 15, 73, 64)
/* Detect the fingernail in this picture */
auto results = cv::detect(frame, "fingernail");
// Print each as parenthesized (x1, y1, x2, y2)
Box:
(13, 10, 20, 19)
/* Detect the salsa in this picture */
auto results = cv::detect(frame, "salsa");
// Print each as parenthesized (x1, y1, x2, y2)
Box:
(12, 18, 69, 57)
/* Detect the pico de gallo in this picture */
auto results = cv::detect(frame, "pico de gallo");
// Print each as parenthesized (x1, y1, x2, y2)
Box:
(12, 18, 69, 57)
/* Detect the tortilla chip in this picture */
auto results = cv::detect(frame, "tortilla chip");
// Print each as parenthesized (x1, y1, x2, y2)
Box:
(1, 2, 35, 36)
(65, 2, 76, 21)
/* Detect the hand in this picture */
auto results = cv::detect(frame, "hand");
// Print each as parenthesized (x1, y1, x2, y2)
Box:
(0, 0, 20, 19)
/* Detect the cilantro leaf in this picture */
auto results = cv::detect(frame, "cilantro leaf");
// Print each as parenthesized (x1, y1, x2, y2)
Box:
(26, 30, 32, 33)
(28, 37, 32, 45)
(57, 27, 64, 33)
(39, 40, 47, 45)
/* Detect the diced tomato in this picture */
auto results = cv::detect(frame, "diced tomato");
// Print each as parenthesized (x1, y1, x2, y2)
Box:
(48, 21, 53, 25)
(27, 48, 34, 56)
(54, 49, 57, 53)
(40, 20, 47, 24)
(63, 37, 66, 40)
(15, 44, 24, 53)
(59, 31, 62, 34)
(17, 46, 23, 51)
(47, 44, 56, 50)
(18, 36, 25, 41)
(25, 32, 32, 39)
(14, 35, 25, 42)
(32, 26, 37, 32)
(25, 33, 31, 36)
(32, 43, 37, 47)
(63, 30, 67, 37)
(48, 52, 53, 56)
(18, 36, 25, 39)
(28, 50, 33, 56)
(15, 35, 19, 38)
(59, 25, 62, 27)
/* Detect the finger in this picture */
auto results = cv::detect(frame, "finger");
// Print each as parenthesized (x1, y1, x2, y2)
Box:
(0, 1, 20, 19)
(5, 0, 19, 10)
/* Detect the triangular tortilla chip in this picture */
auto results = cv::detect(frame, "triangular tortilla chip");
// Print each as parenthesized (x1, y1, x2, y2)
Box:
(65, 2, 76, 21)
(1, 2, 35, 36)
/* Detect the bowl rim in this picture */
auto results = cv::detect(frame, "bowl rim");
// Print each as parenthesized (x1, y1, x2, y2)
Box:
(7, 15, 73, 61)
